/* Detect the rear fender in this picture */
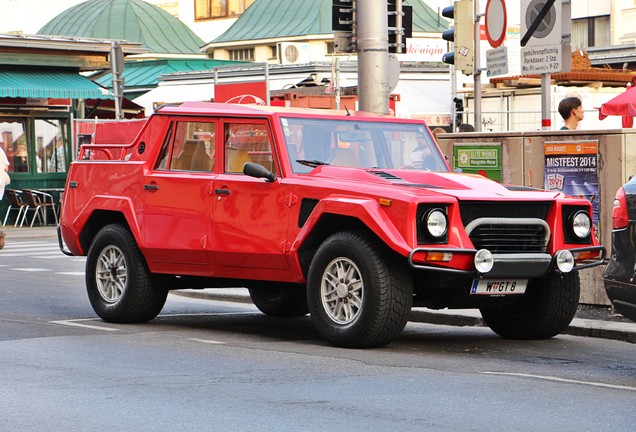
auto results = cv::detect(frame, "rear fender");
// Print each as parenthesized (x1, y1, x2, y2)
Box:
(61, 195, 141, 256)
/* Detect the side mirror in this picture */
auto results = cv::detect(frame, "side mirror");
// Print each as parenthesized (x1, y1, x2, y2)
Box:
(243, 162, 276, 182)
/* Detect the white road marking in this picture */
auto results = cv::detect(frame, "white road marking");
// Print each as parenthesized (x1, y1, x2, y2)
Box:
(56, 271, 85, 276)
(189, 338, 225, 345)
(12, 268, 49, 272)
(483, 371, 636, 392)
(1, 246, 61, 252)
(50, 319, 120, 332)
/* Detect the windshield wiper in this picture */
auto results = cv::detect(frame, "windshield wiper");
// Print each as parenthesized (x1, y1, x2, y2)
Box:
(296, 159, 330, 168)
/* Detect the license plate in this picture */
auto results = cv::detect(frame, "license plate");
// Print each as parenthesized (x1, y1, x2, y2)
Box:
(470, 279, 528, 295)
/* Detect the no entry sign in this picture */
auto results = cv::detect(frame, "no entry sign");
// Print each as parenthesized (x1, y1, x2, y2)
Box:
(485, 0, 507, 48)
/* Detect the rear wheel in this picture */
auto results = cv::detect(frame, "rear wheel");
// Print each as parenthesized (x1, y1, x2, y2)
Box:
(248, 284, 309, 317)
(307, 231, 412, 348)
(85, 224, 167, 323)
(480, 272, 580, 339)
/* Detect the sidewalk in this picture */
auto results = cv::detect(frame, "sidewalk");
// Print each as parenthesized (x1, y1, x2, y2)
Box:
(5, 225, 635, 343)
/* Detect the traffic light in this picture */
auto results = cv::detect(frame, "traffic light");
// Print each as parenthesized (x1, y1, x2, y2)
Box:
(388, 2, 412, 54)
(441, 0, 474, 75)
(333, 0, 356, 53)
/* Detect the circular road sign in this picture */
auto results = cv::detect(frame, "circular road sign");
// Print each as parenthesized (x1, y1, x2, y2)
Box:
(525, 0, 556, 39)
(485, 0, 507, 48)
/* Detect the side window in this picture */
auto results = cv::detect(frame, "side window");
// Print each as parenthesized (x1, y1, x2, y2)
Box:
(224, 123, 276, 175)
(162, 121, 215, 172)
(154, 124, 173, 170)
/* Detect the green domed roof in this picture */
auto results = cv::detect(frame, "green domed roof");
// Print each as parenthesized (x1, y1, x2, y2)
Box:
(38, 0, 204, 54)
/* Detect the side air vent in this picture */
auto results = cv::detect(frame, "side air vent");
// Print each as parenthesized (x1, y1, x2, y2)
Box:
(298, 198, 319, 228)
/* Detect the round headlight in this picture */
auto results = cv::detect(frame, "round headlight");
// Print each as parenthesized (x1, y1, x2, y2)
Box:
(555, 249, 574, 273)
(571, 211, 591, 239)
(474, 249, 494, 274)
(424, 209, 448, 238)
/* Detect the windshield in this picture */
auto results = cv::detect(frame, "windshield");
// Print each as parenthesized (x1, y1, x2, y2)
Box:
(280, 117, 448, 174)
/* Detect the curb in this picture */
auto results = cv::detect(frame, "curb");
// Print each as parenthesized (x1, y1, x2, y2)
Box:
(176, 289, 636, 344)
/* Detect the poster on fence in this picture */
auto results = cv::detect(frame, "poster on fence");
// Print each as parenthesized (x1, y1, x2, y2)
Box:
(544, 141, 599, 239)
(453, 143, 502, 182)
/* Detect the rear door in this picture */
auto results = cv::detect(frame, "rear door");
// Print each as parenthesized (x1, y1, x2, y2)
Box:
(142, 118, 217, 274)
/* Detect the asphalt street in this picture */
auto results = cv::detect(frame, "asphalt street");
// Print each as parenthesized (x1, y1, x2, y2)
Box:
(3, 225, 635, 344)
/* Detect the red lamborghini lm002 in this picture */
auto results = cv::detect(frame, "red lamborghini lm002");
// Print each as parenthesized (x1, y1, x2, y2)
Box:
(59, 102, 605, 348)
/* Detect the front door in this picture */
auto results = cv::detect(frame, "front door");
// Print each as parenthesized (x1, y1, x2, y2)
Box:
(211, 120, 293, 279)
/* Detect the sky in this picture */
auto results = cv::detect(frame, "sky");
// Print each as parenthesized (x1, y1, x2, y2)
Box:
(0, 0, 166, 35)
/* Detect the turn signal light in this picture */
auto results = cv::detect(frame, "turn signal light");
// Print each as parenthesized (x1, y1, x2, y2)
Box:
(573, 250, 602, 262)
(425, 252, 453, 262)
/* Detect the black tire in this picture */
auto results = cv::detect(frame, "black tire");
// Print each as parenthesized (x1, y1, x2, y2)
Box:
(479, 271, 580, 339)
(248, 284, 309, 317)
(306, 231, 412, 348)
(85, 224, 167, 323)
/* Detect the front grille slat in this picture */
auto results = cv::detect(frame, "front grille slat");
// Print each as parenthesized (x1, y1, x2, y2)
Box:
(469, 223, 547, 253)
(459, 201, 551, 226)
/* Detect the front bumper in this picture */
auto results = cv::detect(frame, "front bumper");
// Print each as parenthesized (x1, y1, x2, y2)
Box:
(408, 245, 606, 277)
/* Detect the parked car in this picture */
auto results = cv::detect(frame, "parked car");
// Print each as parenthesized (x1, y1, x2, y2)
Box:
(603, 176, 636, 321)
(59, 102, 606, 348)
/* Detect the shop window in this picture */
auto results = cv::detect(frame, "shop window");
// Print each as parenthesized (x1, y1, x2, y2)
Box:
(0, 119, 28, 173)
(195, 0, 255, 20)
(35, 118, 68, 173)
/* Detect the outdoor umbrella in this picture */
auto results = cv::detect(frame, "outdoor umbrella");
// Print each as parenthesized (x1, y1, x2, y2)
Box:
(598, 83, 636, 128)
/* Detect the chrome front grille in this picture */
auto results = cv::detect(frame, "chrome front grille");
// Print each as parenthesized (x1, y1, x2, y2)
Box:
(465, 218, 550, 253)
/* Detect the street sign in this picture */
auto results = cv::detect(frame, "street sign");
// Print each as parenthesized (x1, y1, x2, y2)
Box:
(485, 0, 507, 48)
(520, 0, 571, 74)
(486, 46, 508, 77)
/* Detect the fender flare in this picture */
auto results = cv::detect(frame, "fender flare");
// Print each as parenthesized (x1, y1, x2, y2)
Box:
(290, 195, 411, 257)
(62, 195, 141, 255)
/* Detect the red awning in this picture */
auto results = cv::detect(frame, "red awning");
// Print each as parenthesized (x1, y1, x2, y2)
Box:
(598, 84, 636, 128)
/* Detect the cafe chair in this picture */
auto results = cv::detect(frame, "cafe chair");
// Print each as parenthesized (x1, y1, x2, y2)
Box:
(2, 189, 27, 227)
(20, 189, 59, 227)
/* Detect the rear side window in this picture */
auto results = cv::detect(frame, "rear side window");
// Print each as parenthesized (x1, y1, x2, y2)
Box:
(155, 121, 215, 172)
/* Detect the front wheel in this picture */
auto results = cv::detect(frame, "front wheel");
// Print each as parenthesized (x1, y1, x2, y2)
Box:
(85, 224, 167, 323)
(307, 231, 412, 348)
(480, 271, 580, 339)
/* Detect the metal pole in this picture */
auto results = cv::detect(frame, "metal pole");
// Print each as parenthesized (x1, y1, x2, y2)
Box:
(395, 0, 403, 53)
(265, 62, 270, 106)
(473, 2, 481, 131)
(335, 57, 341, 110)
(357, 0, 390, 114)
(541, 73, 551, 130)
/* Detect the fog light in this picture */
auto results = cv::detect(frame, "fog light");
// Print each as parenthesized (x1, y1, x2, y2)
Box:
(474, 249, 494, 274)
(555, 250, 575, 273)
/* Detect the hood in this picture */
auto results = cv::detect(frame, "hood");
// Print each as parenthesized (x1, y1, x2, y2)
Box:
(308, 166, 563, 201)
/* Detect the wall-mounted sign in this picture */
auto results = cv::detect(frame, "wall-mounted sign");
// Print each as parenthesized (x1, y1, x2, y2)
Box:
(454, 143, 502, 182)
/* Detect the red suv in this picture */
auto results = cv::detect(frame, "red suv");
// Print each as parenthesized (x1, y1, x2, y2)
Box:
(59, 102, 605, 347)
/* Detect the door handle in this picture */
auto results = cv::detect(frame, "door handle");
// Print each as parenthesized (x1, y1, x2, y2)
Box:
(144, 184, 159, 191)
(214, 189, 231, 195)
